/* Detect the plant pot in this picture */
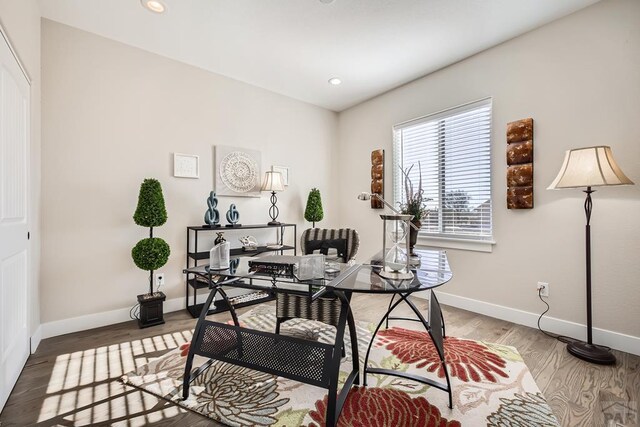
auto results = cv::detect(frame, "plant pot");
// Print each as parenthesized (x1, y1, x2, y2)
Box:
(137, 291, 166, 328)
(409, 219, 421, 257)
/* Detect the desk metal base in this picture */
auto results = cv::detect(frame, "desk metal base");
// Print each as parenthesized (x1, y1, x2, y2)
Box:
(363, 289, 452, 409)
(182, 274, 359, 427)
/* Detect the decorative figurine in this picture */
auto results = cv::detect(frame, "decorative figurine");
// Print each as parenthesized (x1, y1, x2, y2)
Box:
(204, 191, 220, 227)
(239, 236, 258, 251)
(214, 232, 226, 245)
(228, 258, 240, 274)
(225, 204, 241, 227)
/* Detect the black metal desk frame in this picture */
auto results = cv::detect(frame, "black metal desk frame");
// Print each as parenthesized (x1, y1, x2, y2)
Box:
(182, 265, 361, 427)
(363, 287, 452, 409)
(182, 249, 453, 425)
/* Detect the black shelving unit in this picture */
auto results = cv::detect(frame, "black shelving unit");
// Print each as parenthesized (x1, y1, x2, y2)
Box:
(185, 223, 297, 317)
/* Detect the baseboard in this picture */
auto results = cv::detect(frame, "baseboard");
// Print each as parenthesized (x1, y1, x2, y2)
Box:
(425, 291, 640, 357)
(41, 296, 184, 339)
(39, 289, 639, 356)
(30, 324, 42, 354)
(40, 288, 254, 340)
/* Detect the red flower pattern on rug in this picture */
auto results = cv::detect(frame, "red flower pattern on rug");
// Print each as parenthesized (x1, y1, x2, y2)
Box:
(179, 342, 190, 357)
(377, 328, 508, 382)
(308, 387, 461, 427)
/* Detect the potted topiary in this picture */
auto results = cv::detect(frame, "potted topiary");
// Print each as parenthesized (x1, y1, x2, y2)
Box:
(132, 178, 170, 328)
(304, 188, 324, 228)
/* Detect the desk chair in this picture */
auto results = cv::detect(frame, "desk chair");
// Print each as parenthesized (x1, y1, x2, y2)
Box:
(275, 228, 360, 342)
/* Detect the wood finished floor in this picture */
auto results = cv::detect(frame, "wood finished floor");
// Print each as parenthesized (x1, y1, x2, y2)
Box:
(0, 295, 638, 426)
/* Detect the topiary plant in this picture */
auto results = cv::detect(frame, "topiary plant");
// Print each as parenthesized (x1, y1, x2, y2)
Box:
(304, 188, 324, 228)
(132, 178, 170, 295)
(134, 178, 167, 227)
(132, 238, 170, 271)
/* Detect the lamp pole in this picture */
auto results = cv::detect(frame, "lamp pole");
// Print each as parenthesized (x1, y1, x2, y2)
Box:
(565, 186, 616, 365)
(268, 191, 280, 225)
(584, 186, 593, 346)
(368, 193, 420, 231)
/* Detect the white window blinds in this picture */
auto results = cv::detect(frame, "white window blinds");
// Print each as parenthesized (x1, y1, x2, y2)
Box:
(393, 98, 493, 241)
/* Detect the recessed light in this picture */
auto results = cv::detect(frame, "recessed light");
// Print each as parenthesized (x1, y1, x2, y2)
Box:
(320, 0, 335, 3)
(328, 77, 342, 85)
(141, 0, 166, 13)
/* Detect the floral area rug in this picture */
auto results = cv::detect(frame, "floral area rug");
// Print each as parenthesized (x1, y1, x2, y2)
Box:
(121, 305, 559, 426)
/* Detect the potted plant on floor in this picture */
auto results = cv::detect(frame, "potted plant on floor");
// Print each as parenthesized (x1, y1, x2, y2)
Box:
(304, 188, 324, 228)
(399, 162, 430, 259)
(132, 178, 170, 328)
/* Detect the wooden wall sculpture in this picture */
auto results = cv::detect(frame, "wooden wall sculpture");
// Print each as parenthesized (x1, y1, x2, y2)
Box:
(371, 149, 384, 209)
(506, 118, 534, 209)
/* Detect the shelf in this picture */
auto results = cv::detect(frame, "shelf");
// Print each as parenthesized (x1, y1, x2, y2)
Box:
(188, 245, 295, 261)
(187, 303, 217, 317)
(186, 224, 296, 318)
(186, 291, 276, 318)
(188, 278, 210, 290)
(188, 223, 296, 231)
(188, 278, 272, 292)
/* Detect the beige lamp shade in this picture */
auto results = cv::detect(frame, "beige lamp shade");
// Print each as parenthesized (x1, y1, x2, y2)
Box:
(261, 171, 285, 192)
(547, 146, 634, 189)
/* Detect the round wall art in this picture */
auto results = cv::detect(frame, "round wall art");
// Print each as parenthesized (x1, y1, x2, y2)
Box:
(219, 151, 259, 193)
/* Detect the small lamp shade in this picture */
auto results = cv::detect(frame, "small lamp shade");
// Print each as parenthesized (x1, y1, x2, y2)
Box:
(548, 146, 634, 189)
(261, 171, 285, 192)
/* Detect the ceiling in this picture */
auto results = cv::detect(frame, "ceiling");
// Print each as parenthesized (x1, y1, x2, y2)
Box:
(39, 0, 599, 111)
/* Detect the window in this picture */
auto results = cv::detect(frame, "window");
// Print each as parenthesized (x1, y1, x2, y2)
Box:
(393, 98, 493, 247)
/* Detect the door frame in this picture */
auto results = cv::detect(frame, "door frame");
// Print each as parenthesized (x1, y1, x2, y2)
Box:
(0, 20, 33, 412)
(0, 24, 32, 85)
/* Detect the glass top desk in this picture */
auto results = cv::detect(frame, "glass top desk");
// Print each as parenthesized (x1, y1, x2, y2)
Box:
(182, 248, 453, 426)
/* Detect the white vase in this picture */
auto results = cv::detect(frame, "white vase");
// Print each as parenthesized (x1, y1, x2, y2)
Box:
(209, 241, 230, 270)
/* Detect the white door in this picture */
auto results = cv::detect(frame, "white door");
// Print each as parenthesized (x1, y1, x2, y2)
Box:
(0, 31, 29, 412)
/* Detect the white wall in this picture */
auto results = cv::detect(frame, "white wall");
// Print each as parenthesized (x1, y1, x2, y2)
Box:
(41, 20, 338, 325)
(337, 0, 640, 339)
(0, 0, 41, 340)
(39, 0, 640, 350)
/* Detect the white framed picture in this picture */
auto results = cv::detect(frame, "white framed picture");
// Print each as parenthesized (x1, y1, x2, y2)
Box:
(272, 165, 289, 186)
(173, 153, 200, 178)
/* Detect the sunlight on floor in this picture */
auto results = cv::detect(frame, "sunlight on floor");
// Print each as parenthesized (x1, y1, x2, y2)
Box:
(38, 330, 193, 425)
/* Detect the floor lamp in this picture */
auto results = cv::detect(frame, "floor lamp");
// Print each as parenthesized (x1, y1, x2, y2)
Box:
(548, 146, 634, 365)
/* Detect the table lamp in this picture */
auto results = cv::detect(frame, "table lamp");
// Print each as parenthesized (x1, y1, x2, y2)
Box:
(548, 146, 634, 364)
(261, 171, 285, 225)
(356, 192, 419, 231)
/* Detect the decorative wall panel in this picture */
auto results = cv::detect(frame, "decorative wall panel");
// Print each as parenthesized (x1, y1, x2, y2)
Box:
(371, 149, 384, 209)
(506, 118, 534, 209)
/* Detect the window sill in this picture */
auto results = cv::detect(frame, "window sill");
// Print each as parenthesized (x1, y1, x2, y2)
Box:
(416, 235, 495, 253)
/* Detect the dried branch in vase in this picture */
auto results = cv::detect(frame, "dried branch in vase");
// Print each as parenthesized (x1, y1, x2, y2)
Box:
(398, 162, 431, 222)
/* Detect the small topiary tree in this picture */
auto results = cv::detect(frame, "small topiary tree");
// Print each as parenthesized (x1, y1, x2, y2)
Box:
(304, 188, 324, 228)
(132, 178, 170, 295)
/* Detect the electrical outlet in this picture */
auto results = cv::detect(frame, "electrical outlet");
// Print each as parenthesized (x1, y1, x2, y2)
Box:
(537, 281, 549, 297)
(156, 273, 165, 289)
